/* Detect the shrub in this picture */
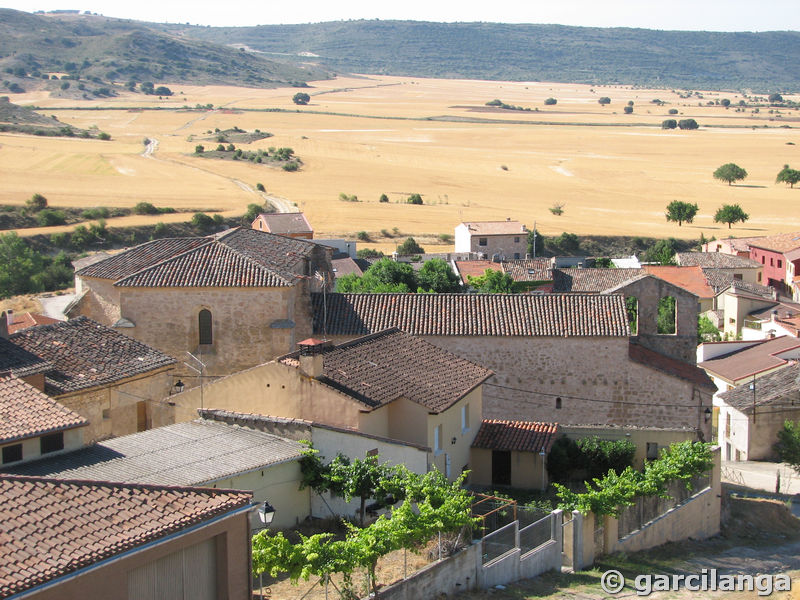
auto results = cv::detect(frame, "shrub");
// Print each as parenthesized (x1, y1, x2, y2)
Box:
(678, 118, 699, 130)
(662, 119, 678, 129)
(97, 132, 111, 140)
(438, 233, 453, 243)
(216, 144, 225, 151)
(356, 231, 370, 241)
(544, 97, 557, 105)
(598, 97, 611, 105)
(26, 193, 48, 212)
(356, 248, 384, 259)
(292, 92, 310, 105)
(191, 212, 215, 230)
(407, 193, 423, 205)
(153, 222, 167, 238)
(256, 182, 265, 192)
(133, 202, 159, 215)
(339, 193, 359, 203)
(81, 207, 109, 220)
(154, 86, 172, 96)
(282, 161, 299, 172)
(397, 237, 424, 254)
(379, 193, 389, 203)
(36, 209, 67, 227)
(668, 108, 679, 115)
(623, 105, 633, 114)
(194, 144, 204, 153)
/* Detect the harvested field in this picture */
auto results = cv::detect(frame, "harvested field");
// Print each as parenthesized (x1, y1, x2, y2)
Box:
(3, 76, 800, 242)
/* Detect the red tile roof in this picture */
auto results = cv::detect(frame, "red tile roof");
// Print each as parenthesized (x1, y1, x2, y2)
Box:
(6, 313, 60, 335)
(747, 232, 800, 254)
(698, 335, 800, 382)
(312, 293, 630, 337)
(0, 376, 87, 444)
(643, 266, 714, 299)
(455, 260, 501, 284)
(629, 343, 716, 389)
(552, 268, 645, 292)
(0, 476, 251, 599)
(280, 328, 493, 413)
(472, 419, 559, 452)
(9, 317, 176, 395)
(502, 259, 553, 282)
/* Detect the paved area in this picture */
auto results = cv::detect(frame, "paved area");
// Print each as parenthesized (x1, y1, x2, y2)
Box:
(722, 460, 800, 518)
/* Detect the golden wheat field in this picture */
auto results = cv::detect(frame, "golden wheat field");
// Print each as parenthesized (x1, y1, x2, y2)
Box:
(3, 75, 800, 249)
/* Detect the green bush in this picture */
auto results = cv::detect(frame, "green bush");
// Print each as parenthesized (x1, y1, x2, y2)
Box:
(379, 193, 389, 203)
(544, 97, 557, 105)
(97, 132, 111, 141)
(36, 209, 67, 227)
(81, 207, 110, 220)
(282, 161, 299, 172)
(397, 237, 424, 254)
(26, 193, 47, 212)
(133, 202, 158, 215)
(339, 193, 359, 202)
(356, 231, 370, 241)
(191, 212, 215, 230)
(256, 182, 265, 192)
(407, 193, 423, 205)
(194, 144, 204, 153)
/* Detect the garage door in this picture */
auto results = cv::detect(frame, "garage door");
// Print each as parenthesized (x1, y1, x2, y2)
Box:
(127, 536, 216, 600)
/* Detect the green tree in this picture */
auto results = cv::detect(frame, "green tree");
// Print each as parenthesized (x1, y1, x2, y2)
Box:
(768, 93, 784, 103)
(379, 193, 389, 203)
(661, 119, 678, 129)
(697, 315, 721, 343)
(714, 204, 749, 229)
(668, 108, 679, 115)
(467, 269, 514, 293)
(549, 232, 580, 254)
(678, 118, 699, 130)
(598, 97, 611, 105)
(336, 258, 417, 293)
(191, 212, 216, 230)
(665, 200, 699, 226)
(527, 227, 545, 257)
(623, 105, 633, 114)
(720, 98, 730, 107)
(774, 421, 800, 475)
(544, 97, 557, 105)
(407, 193, 423, 205)
(644, 238, 677, 265)
(26, 193, 47, 212)
(154, 86, 172, 96)
(0, 232, 44, 298)
(713, 163, 748, 186)
(776, 164, 800, 188)
(417, 258, 461, 293)
(397, 237, 424, 255)
(140, 81, 154, 94)
(194, 144, 204, 154)
(292, 92, 310, 105)
(36, 209, 66, 227)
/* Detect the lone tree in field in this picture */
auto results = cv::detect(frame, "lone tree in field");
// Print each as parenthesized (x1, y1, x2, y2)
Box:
(776, 164, 800, 188)
(713, 163, 748, 186)
(714, 204, 749, 229)
(26, 193, 48, 212)
(292, 92, 310, 105)
(544, 97, 557, 105)
(665, 201, 699, 226)
(768, 93, 784, 103)
(662, 119, 678, 129)
(598, 97, 611, 106)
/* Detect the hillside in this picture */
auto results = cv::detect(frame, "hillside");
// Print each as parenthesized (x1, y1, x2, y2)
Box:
(0, 9, 329, 90)
(159, 20, 800, 91)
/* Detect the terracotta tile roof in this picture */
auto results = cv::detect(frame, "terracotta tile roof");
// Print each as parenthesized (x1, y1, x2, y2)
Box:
(642, 266, 714, 299)
(280, 328, 493, 413)
(702, 269, 737, 293)
(254, 212, 313, 235)
(675, 252, 760, 269)
(718, 362, 800, 413)
(551, 268, 645, 292)
(502, 259, 553, 282)
(8, 419, 304, 485)
(455, 260, 501, 284)
(459, 221, 527, 235)
(9, 317, 176, 395)
(472, 419, 559, 452)
(698, 336, 800, 382)
(748, 232, 800, 254)
(0, 337, 53, 378)
(0, 376, 87, 444)
(629, 343, 716, 390)
(0, 475, 251, 599)
(312, 293, 630, 337)
(79, 228, 322, 289)
(76, 237, 208, 279)
(6, 313, 60, 335)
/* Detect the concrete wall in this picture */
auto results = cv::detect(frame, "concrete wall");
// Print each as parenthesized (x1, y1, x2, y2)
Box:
(601, 447, 721, 555)
(209, 459, 309, 531)
(25, 509, 251, 600)
(0, 426, 84, 467)
(69, 276, 121, 324)
(720, 403, 800, 461)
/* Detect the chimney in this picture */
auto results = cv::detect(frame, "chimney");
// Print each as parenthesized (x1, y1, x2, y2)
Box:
(296, 338, 331, 378)
(772, 309, 779, 322)
(0, 311, 9, 339)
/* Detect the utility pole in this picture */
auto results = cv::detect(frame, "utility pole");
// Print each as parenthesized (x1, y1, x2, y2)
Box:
(184, 351, 207, 410)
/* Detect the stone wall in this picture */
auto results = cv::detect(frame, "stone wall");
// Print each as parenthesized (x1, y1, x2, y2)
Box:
(69, 276, 121, 324)
(117, 286, 311, 378)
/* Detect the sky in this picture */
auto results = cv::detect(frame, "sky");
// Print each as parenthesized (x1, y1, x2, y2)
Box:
(3, 0, 799, 31)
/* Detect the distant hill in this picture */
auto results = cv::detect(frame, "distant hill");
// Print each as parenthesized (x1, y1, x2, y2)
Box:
(0, 9, 330, 91)
(158, 20, 800, 91)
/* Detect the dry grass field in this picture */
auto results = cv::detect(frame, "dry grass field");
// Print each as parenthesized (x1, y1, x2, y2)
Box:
(3, 76, 800, 250)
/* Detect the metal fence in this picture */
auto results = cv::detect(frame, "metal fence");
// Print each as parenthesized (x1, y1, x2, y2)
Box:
(481, 521, 517, 565)
(519, 513, 553, 556)
(617, 474, 710, 539)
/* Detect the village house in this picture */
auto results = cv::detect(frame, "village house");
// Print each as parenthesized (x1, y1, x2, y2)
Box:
(470, 419, 558, 489)
(251, 212, 314, 239)
(453, 258, 553, 292)
(7, 416, 307, 530)
(0, 475, 252, 600)
(0, 317, 175, 443)
(66, 227, 334, 378)
(0, 375, 88, 467)
(454, 220, 528, 259)
(675, 252, 762, 286)
(312, 293, 715, 438)
(714, 280, 800, 339)
(702, 236, 764, 257)
(169, 328, 493, 481)
(745, 232, 800, 295)
(715, 362, 800, 462)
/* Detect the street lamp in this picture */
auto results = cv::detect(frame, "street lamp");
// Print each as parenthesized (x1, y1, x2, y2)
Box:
(257, 501, 276, 529)
(173, 379, 185, 394)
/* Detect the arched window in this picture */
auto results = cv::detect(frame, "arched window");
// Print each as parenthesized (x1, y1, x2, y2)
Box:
(199, 309, 213, 345)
